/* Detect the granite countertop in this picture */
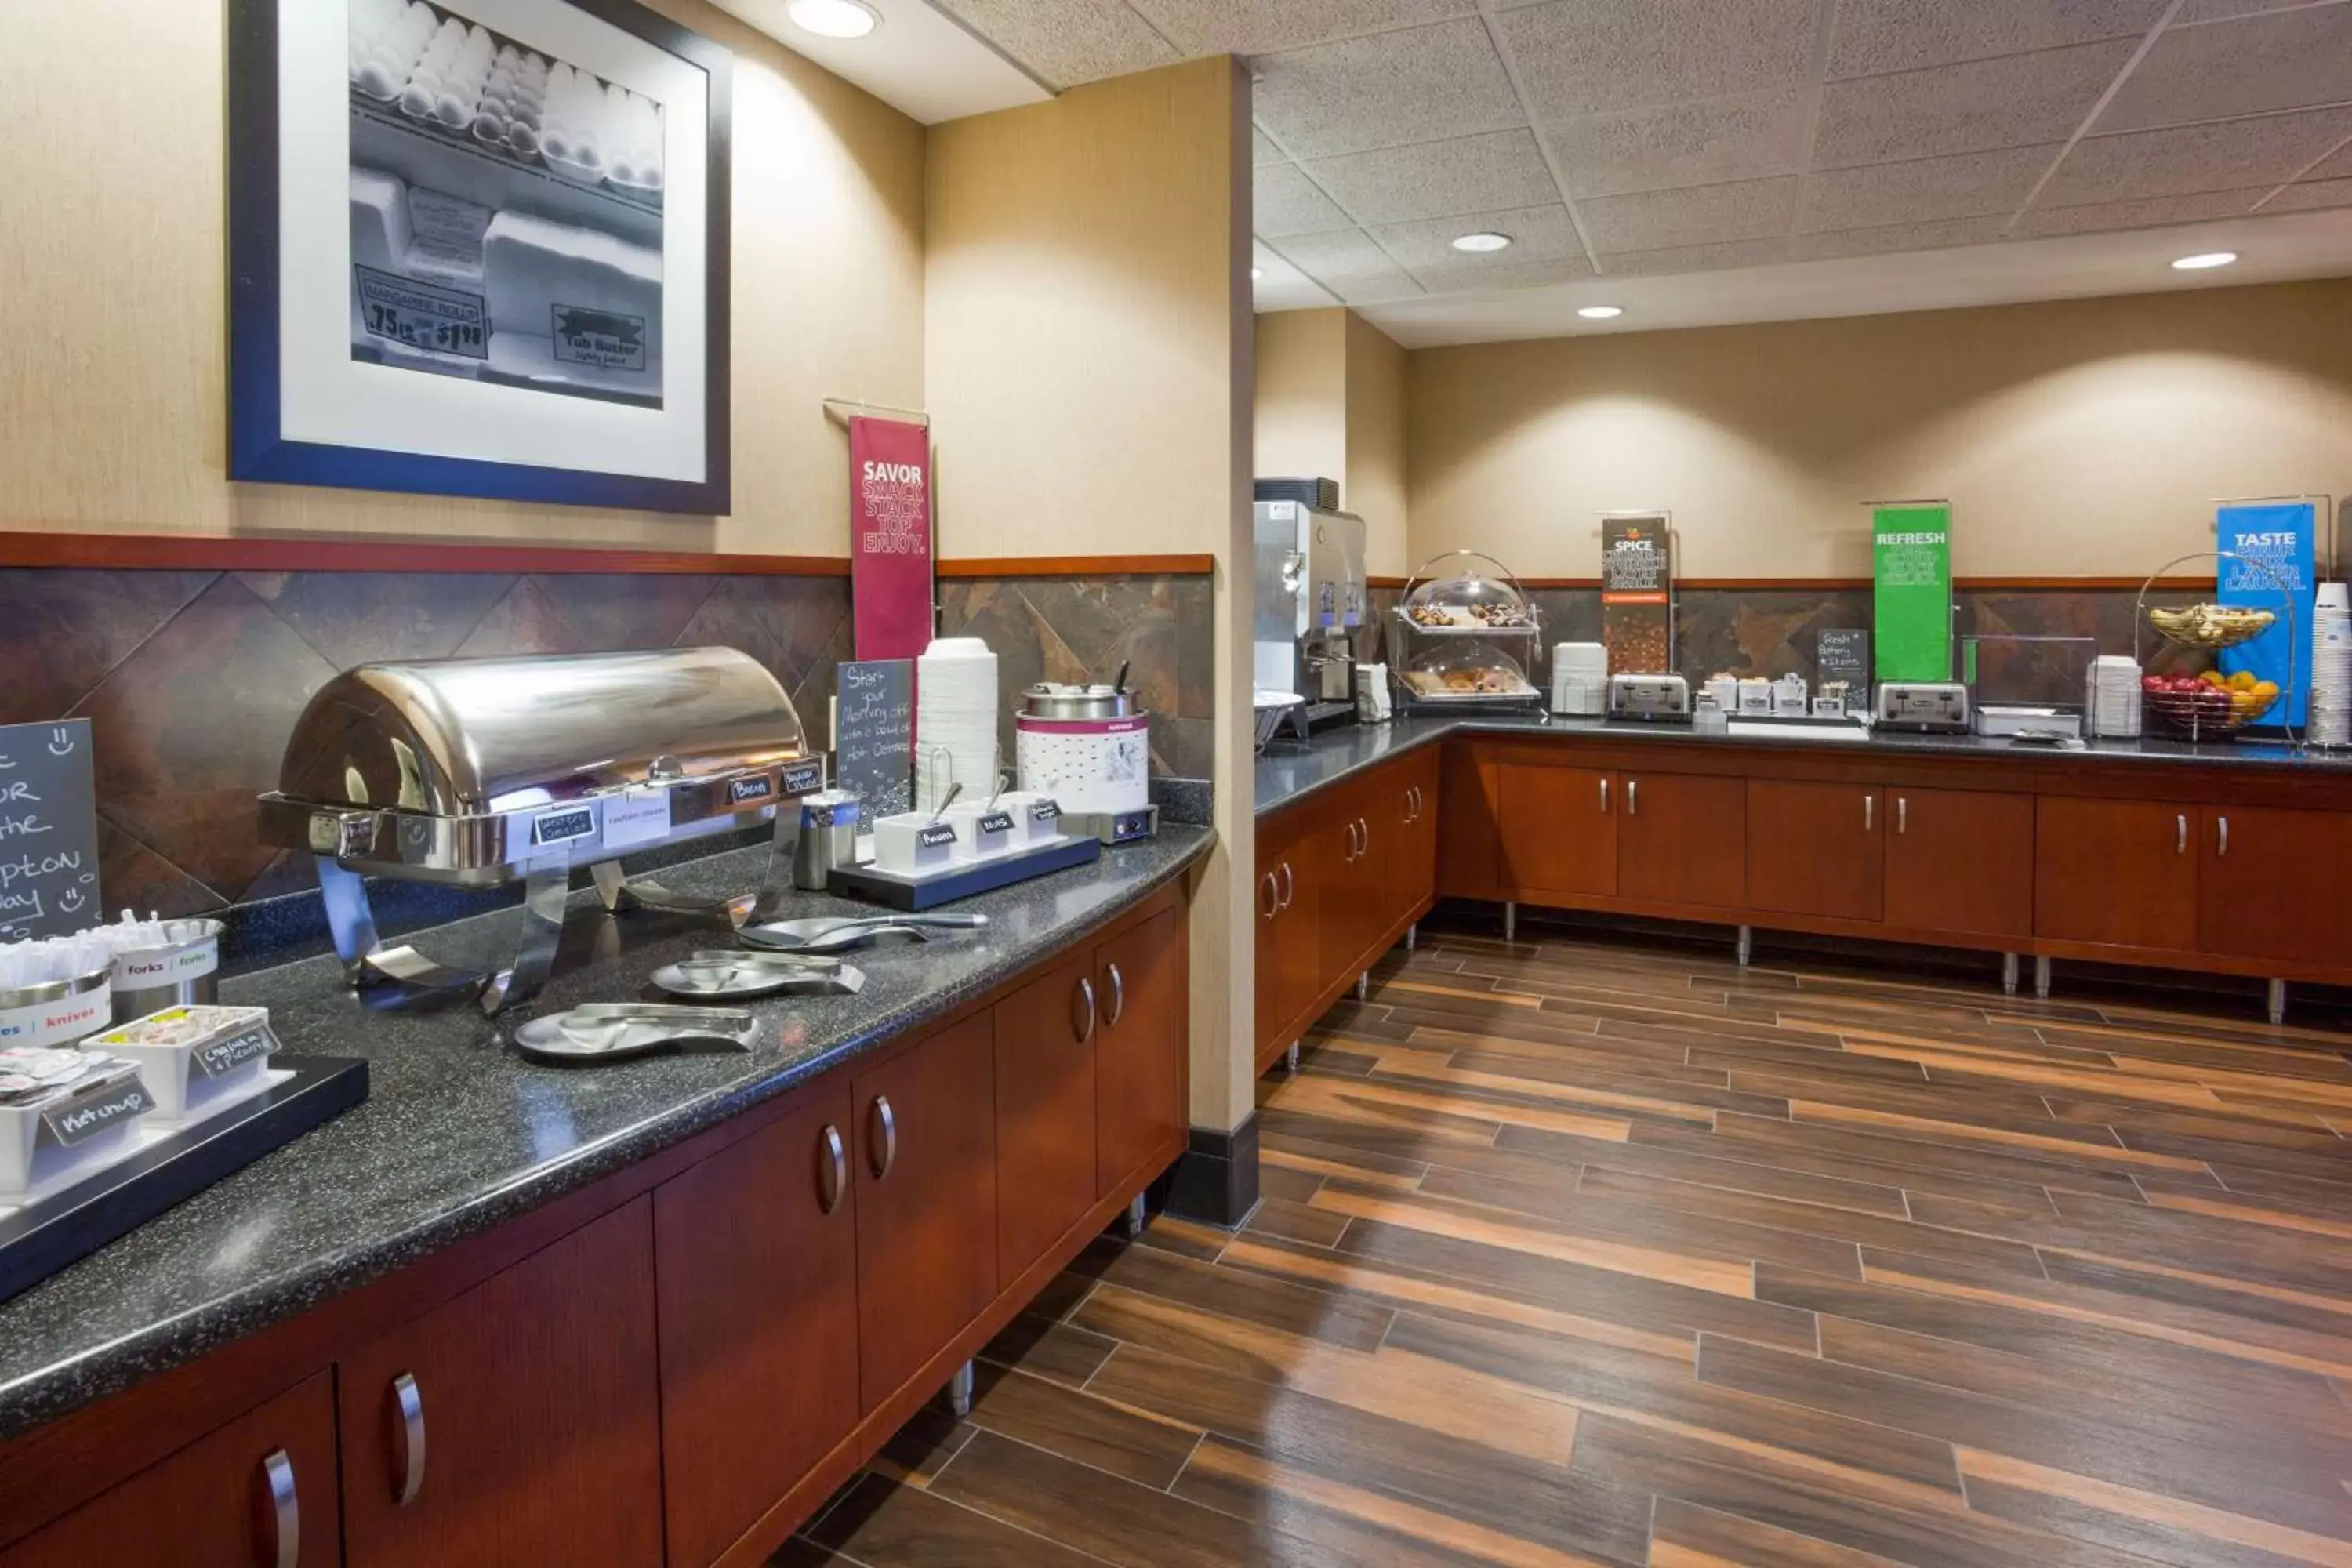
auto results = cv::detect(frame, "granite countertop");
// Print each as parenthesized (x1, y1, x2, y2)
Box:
(0, 828, 1212, 1442)
(1256, 712, 2352, 816)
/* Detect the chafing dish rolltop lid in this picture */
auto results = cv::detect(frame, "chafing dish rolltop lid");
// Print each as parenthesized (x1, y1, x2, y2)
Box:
(259, 648, 826, 1013)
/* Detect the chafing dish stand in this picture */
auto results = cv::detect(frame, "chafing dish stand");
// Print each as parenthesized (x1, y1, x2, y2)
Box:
(260, 649, 826, 1014)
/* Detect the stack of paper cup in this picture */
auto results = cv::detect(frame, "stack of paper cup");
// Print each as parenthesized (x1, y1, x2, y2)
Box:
(915, 637, 1000, 811)
(2087, 655, 2143, 739)
(2310, 583, 2351, 748)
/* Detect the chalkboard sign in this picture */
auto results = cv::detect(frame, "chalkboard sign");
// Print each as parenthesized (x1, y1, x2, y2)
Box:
(0, 719, 100, 941)
(834, 659, 913, 821)
(1817, 629, 1870, 710)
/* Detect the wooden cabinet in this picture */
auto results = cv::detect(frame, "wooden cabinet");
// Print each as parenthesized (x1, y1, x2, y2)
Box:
(1370, 749, 1441, 933)
(1317, 780, 1381, 985)
(0, 1374, 338, 1568)
(1886, 786, 2034, 939)
(1254, 812, 1323, 1068)
(654, 1087, 859, 1568)
(1617, 771, 1747, 909)
(994, 954, 1098, 1287)
(2036, 796, 2198, 951)
(1094, 902, 1186, 1196)
(851, 1013, 997, 1414)
(1436, 743, 1503, 898)
(1497, 764, 1617, 898)
(339, 1200, 665, 1568)
(2199, 805, 2352, 965)
(1746, 779, 1882, 921)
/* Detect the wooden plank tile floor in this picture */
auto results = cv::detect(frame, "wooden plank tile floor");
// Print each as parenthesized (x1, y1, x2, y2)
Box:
(785, 919, 2352, 1567)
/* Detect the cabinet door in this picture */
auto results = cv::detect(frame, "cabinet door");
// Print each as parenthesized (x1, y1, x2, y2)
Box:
(1886, 787, 2034, 939)
(654, 1086, 859, 1568)
(1396, 749, 1442, 920)
(1316, 786, 1378, 984)
(1096, 902, 1186, 1196)
(2200, 806, 2352, 965)
(1253, 819, 1296, 1060)
(2035, 797, 2198, 949)
(1617, 771, 1747, 909)
(340, 1201, 665, 1568)
(1745, 779, 1883, 921)
(1497, 764, 1617, 898)
(1436, 745, 1503, 898)
(995, 953, 1098, 1287)
(0, 1374, 338, 1568)
(852, 1012, 997, 1414)
(1258, 828, 1323, 1069)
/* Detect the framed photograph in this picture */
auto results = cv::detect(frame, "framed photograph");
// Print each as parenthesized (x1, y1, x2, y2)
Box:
(229, 0, 731, 514)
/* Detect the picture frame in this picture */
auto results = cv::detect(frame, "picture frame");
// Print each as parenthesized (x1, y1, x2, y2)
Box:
(228, 0, 732, 514)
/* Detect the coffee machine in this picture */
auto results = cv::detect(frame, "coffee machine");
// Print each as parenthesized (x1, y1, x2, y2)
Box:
(1254, 485, 1368, 738)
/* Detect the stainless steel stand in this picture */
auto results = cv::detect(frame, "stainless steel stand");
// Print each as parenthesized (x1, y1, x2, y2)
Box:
(1284, 1042, 1301, 1075)
(946, 1362, 975, 1419)
(1503, 901, 1518, 943)
(318, 854, 573, 1016)
(1356, 971, 1370, 1003)
(2034, 956, 2053, 1000)
(1737, 926, 1754, 967)
(1406, 923, 1418, 953)
(1123, 1192, 1148, 1240)
(2269, 978, 2288, 1026)
(588, 812, 797, 928)
(2002, 953, 2020, 995)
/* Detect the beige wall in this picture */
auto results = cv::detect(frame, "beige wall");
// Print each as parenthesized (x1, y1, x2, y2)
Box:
(0, 0, 924, 555)
(925, 59, 1255, 1134)
(1344, 311, 1409, 579)
(1410, 280, 2352, 580)
(1254, 310, 1347, 491)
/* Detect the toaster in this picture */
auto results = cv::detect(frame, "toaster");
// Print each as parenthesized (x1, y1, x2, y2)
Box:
(1607, 673, 1692, 722)
(1874, 681, 1970, 733)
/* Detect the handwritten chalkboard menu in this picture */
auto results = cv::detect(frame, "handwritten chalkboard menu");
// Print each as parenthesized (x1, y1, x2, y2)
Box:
(0, 720, 100, 941)
(835, 659, 913, 820)
(1817, 629, 1871, 710)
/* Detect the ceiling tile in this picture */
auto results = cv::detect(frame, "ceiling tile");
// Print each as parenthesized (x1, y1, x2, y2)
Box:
(1580, 176, 1798, 252)
(931, 0, 1178, 90)
(1251, 19, 1524, 158)
(1813, 42, 2136, 169)
(2264, 175, 2352, 211)
(1798, 143, 2060, 230)
(1544, 89, 1810, 198)
(1251, 240, 1340, 309)
(2174, 0, 2348, 20)
(2097, 5, 2352, 132)
(1791, 216, 2009, 256)
(1369, 203, 1592, 287)
(2040, 108, 2352, 205)
(1128, 0, 1475, 56)
(2310, 140, 2352, 180)
(1599, 238, 1795, 275)
(1495, 0, 1819, 121)
(1269, 228, 1426, 303)
(1826, 0, 2168, 78)
(2011, 187, 2269, 233)
(1253, 126, 1287, 165)
(1303, 131, 1559, 224)
(1254, 165, 1356, 236)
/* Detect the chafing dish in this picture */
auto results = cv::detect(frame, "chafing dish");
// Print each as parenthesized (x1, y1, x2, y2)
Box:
(259, 648, 824, 1012)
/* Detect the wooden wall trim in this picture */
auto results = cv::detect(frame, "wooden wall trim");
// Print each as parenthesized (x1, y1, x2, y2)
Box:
(0, 535, 1218, 579)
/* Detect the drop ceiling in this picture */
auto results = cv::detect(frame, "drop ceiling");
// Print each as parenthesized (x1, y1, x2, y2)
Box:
(746, 0, 2352, 341)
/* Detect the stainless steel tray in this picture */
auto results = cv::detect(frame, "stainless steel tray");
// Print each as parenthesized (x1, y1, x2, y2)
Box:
(512, 1007, 757, 1063)
(649, 956, 866, 1000)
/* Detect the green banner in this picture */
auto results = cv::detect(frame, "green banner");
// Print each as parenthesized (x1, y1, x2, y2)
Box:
(1871, 504, 1952, 683)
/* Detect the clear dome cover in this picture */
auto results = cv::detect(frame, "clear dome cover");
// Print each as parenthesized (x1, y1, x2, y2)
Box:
(1399, 641, 1534, 700)
(1398, 551, 1536, 630)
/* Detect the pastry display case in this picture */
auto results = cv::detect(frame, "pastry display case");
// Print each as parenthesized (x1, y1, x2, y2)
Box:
(1391, 550, 1546, 714)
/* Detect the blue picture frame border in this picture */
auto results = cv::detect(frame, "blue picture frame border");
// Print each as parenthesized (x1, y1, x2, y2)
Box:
(227, 0, 732, 516)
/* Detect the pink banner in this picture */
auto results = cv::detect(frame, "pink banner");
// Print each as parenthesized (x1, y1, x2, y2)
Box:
(850, 416, 934, 662)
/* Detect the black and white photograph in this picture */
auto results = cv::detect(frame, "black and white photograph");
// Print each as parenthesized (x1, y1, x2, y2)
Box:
(230, 0, 731, 512)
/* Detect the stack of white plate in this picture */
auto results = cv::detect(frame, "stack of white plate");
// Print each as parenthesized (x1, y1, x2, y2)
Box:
(2087, 655, 2143, 739)
(1551, 642, 1609, 716)
(915, 637, 1000, 811)
(2310, 583, 2351, 748)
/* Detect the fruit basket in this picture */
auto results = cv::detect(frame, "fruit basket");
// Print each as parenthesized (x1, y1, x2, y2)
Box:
(2134, 551, 2298, 742)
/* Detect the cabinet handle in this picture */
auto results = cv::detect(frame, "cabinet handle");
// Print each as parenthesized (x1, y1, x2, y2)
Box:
(1357, 817, 1370, 857)
(870, 1095, 897, 1179)
(2177, 814, 2188, 855)
(2217, 815, 2229, 857)
(1897, 797, 1907, 835)
(390, 1370, 425, 1506)
(1627, 779, 1639, 817)
(259, 1447, 298, 1568)
(1599, 777, 1610, 814)
(1075, 976, 1098, 1042)
(818, 1123, 847, 1215)
(1864, 794, 1874, 832)
(1105, 963, 1126, 1028)
(1277, 861, 1294, 909)
(1258, 871, 1278, 920)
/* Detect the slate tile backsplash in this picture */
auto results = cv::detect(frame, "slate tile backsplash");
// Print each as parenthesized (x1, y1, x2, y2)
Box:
(3, 564, 1212, 924)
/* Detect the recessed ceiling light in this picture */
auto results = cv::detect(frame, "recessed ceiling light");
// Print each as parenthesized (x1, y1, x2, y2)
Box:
(2172, 251, 2237, 270)
(786, 0, 880, 38)
(1451, 232, 1512, 253)
(1577, 304, 1624, 319)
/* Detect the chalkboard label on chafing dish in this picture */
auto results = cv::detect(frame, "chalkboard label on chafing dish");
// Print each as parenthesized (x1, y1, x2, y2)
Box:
(194, 1025, 277, 1079)
(730, 776, 776, 806)
(531, 804, 599, 848)
(917, 823, 958, 849)
(781, 760, 826, 797)
(977, 811, 1014, 840)
(42, 1077, 153, 1147)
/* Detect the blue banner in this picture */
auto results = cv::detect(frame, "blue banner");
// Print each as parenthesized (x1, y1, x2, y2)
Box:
(2216, 501, 2317, 728)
